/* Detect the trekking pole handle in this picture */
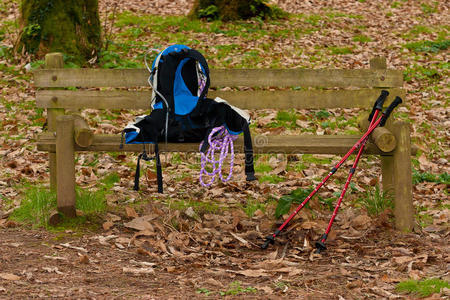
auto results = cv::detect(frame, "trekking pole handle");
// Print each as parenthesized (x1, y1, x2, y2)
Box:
(380, 96, 402, 127)
(368, 90, 389, 122)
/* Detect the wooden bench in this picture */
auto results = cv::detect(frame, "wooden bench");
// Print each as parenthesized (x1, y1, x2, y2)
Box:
(34, 53, 415, 231)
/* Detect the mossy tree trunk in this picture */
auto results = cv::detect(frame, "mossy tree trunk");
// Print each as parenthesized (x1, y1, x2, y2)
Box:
(190, 0, 286, 21)
(16, 0, 101, 65)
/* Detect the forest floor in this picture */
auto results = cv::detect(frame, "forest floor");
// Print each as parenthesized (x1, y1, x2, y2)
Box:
(0, 0, 449, 299)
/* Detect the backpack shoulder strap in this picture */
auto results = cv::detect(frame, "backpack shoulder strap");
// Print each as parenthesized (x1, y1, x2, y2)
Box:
(150, 51, 164, 109)
(168, 48, 210, 100)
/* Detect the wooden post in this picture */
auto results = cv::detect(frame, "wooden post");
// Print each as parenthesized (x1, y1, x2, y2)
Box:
(369, 57, 387, 70)
(45, 53, 65, 190)
(56, 115, 77, 218)
(370, 56, 396, 200)
(72, 114, 93, 147)
(392, 121, 414, 231)
(357, 114, 396, 152)
(381, 155, 394, 195)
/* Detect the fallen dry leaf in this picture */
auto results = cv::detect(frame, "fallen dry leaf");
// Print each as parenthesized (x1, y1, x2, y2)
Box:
(59, 243, 88, 253)
(228, 269, 269, 277)
(204, 278, 223, 287)
(124, 216, 155, 231)
(125, 206, 139, 218)
(102, 221, 114, 230)
(393, 256, 414, 265)
(229, 232, 250, 247)
(257, 286, 274, 294)
(79, 255, 89, 264)
(351, 214, 372, 229)
(122, 267, 155, 275)
(0, 273, 20, 281)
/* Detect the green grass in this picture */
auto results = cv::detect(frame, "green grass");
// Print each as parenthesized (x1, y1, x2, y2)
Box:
(416, 212, 433, 228)
(403, 64, 442, 83)
(319, 197, 335, 211)
(99, 50, 142, 69)
(421, 2, 438, 15)
(413, 169, 449, 185)
(268, 110, 298, 129)
(168, 198, 220, 214)
(396, 278, 449, 297)
(97, 10, 370, 68)
(196, 288, 213, 296)
(10, 187, 107, 229)
(404, 25, 433, 38)
(240, 198, 266, 217)
(255, 162, 272, 173)
(220, 281, 257, 296)
(329, 46, 352, 55)
(353, 34, 372, 43)
(302, 154, 333, 165)
(10, 187, 57, 228)
(258, 174, 284, 184)
(197, 281, 257, 297)
(404, 39, 450, 53)
(10, 173, 119, 228)
(356, 185, 393, 216)
(390, 1, 402, 8)
(315, 110, 330, 120)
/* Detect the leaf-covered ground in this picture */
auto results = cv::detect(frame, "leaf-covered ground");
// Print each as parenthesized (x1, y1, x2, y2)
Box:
(0, 0, 449, 298)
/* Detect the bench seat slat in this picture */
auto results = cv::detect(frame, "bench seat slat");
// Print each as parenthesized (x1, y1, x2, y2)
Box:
(37, 133, 393, 155)
(36, 88, 405, 110)
(34, 68, 403, 88)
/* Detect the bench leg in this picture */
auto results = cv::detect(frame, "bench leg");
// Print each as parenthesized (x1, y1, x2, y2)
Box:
(391, 121, 414, 231)
(49, 152, 57, 190)
(381, 155, 394, 195)
(56, 115, 77, 218)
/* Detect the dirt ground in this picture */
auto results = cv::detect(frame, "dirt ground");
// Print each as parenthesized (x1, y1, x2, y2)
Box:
(1, 200, 449, 299)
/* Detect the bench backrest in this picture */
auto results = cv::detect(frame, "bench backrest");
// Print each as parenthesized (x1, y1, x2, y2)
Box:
(34, 56, 404, 111)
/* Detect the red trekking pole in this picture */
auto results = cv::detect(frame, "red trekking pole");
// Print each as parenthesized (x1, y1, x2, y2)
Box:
(315, 94, 402, 253)
(262, 92, 402, 250)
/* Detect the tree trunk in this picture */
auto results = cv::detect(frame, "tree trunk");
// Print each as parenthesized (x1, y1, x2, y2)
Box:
(190, 0, 286, 21)
(16, 0, 101, 65)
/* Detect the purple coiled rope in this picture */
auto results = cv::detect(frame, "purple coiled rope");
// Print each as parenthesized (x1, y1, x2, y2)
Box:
(199, 126, 238, 187)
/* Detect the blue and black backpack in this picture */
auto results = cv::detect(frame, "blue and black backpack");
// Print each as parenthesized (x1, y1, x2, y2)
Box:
(122, 45, 256, 193)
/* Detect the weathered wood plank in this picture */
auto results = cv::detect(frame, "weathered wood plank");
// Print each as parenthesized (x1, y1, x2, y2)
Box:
(37, 133, 393, 155)
(34, 68, 404, 88)
(36, 88, 406, 110)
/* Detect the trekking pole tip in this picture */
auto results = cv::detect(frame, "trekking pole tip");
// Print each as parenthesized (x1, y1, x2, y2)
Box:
(246, 172, 257, 181)
(261, 235, 275, 249)
(315, 240, 327, 254)
(261, 240, 270, 249)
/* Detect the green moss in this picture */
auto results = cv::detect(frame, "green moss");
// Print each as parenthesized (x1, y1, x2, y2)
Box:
(18, 0, 101, 65)
(190, 0, 287, 21)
